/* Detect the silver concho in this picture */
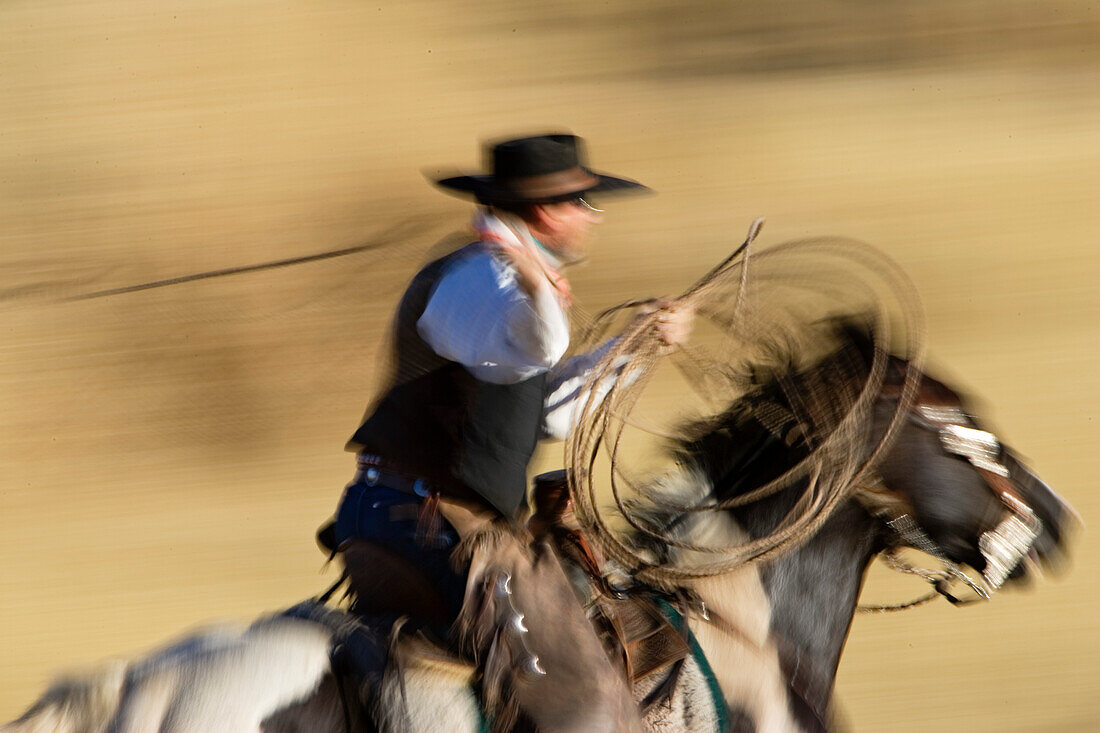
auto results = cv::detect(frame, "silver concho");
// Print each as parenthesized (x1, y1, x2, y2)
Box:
(490, 571, 548, 677)
(905, 404, 1043, 598)
(939, 424, 1009, 477)
(979, 493, 1042, 591)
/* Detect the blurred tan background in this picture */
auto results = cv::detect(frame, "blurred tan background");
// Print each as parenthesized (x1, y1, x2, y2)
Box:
(2, 1, 1098, 729)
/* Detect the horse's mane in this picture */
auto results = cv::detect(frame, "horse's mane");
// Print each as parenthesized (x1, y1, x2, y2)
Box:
(677, 318, 878, 489)
(623, 318, 889, 570)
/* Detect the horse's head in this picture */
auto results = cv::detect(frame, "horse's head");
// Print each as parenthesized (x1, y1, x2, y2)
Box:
(619, 319, 1075, 599)
(665, 320, 1075, 589)
(869, 361, 1075, 592)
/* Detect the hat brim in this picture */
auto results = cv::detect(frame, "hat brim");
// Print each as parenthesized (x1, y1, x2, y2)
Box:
(435, 167, 649, 204)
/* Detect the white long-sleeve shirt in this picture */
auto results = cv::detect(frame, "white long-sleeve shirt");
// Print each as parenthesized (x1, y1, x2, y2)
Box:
(416, 244, 618, 441)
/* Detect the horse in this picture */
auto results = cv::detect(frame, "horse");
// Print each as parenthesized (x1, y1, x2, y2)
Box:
(3, 323, 1075, 733)
(613, 322, 1074, 730)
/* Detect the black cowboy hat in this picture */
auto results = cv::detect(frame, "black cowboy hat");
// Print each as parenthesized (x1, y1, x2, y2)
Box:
(434, 134, 650, 205)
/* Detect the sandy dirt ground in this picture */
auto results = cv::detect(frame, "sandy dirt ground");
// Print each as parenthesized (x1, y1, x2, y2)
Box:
(2, 1, 1098, 729)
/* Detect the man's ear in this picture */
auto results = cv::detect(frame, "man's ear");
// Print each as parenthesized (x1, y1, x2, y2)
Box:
(531, 203, 565, 233)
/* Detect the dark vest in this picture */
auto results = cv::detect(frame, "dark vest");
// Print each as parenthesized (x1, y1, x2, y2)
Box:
(347, 244, 549, 517)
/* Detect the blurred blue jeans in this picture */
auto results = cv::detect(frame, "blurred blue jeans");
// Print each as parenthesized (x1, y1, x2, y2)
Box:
(334, 475, 467, 621)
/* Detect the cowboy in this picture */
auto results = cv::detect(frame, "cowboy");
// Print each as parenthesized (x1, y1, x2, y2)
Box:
(320, 133, 694, 729)
(324, 137, 686, 695)
(323, 132, 689, 614)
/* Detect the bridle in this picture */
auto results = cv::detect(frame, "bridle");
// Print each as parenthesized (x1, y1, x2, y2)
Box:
(911, 402, 1043, 590)
(857, 399, 1043, 609)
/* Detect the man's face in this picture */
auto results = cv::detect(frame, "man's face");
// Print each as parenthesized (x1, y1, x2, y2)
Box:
(536, 198, 603, 264)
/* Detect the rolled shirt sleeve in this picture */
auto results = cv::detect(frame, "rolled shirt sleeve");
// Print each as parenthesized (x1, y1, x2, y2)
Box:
(541, 339, 630, 441)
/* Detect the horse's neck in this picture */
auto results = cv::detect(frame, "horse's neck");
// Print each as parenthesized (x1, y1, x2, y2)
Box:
(683, 557, 799, 731)
(681, 498, 881, 731)
(758, 501, 881, 724)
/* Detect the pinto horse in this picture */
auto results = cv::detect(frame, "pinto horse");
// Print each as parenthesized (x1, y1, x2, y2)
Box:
(618, 324, 1073, 730)
(2, 326, 1074, 733)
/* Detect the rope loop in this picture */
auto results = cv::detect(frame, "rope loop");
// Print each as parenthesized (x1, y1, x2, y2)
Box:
(565, 220, 927, 585)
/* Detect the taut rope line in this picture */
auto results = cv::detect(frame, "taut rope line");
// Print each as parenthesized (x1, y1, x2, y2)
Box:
(59, 219, 429, 302)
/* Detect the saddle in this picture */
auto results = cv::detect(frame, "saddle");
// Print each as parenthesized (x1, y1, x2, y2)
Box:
(528, 470, 691, 685)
